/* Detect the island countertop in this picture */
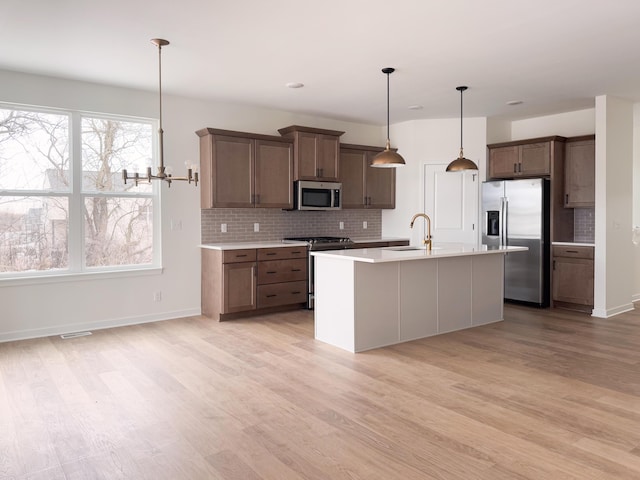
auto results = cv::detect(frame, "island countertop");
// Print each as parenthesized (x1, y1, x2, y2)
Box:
(310, 243, 527, 263)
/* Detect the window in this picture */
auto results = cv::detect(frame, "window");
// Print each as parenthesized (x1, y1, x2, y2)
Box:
(0, 104, 158, 277)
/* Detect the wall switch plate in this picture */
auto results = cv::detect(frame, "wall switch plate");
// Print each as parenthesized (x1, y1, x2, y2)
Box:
(221, 223, 227, 233)
(153, 291, 162, 302)
(254, 223, 260, 232)
(363, 221, 368, 229)
(170, 219, 182, 231)
(339, 221, 344, 230)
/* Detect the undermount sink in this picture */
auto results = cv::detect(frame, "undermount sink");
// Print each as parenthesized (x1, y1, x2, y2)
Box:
(387, 246, 441, 251)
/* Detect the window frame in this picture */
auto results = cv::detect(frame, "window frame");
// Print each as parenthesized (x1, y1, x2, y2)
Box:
(0, 102, 162, 283)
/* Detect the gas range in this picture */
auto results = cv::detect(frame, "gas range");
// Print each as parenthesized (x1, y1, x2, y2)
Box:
(283, 236, 355, 309)
(283, 236, 354, 251)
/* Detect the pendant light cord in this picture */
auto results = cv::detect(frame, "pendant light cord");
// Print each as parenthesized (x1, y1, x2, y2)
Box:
(386, 71, 390, 141)
(460, 88, 463, 152)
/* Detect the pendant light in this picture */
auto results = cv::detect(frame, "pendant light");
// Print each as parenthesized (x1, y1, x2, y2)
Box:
(122, 38, 198, 187)
(446, 86, 478, 172)
(371, 67, 406, 168)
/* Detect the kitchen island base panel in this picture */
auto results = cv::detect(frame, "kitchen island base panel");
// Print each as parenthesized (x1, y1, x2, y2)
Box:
(314, 253, 505, 352)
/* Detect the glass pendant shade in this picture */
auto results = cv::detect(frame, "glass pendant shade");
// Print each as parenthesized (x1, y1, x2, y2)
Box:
(371, 67, 405, 168)
(446, 86, 478, 172)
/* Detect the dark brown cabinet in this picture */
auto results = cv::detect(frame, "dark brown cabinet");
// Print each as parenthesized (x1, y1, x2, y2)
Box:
(197, 128, 293, 209)
(552, 245, 594, 311)
(202, 246, 307, 321)
(340, 144, 396, 209)
(278, 125, 344, 181)
(488, 142, 551, 178)
(564, 135, 595, 208)
(202, 248, 257, 318)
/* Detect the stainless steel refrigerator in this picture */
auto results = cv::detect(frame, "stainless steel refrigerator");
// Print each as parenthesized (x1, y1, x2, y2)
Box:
(482, 178, 550, 307)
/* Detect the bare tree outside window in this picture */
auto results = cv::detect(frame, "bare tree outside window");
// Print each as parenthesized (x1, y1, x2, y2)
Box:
(81, 117, 154, 267)
(0, 106, 157, 275)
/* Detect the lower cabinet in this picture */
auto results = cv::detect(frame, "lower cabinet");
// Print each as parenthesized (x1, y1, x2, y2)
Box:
(552, 245, 594, 311)
(202, 246, 307, 320)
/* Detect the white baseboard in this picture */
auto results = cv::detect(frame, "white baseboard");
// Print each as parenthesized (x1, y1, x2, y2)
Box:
(0, 308, 202, 344)
(591, 302, 635, 318)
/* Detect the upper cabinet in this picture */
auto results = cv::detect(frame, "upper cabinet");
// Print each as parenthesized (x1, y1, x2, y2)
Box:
(339, 144, 395, 209)
(488, 141, 553, 178)
(564, 135, 595, 208)
(278, 125, 344, 181)
(197, 128, 293, 209)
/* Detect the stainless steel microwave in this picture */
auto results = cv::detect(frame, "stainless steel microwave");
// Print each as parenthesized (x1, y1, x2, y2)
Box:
(294, 180, 342, 210)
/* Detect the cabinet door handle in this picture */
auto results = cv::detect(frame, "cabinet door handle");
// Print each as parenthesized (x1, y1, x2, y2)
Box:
(566, 250, 579, 254)
(266, 271, 276, 274)
(518, 163, 522, 173)
(236, 254, 247, 258)
(565, 193, 569, 204)
(553, 260, 556, 270)
(513, 163, 517, 173)
(291, 291, 301, 295)
(291, 250, 302, 254)
(266, 252, 276, 256)
(291, 269, 301, 272)
(266, 294, 277, 298)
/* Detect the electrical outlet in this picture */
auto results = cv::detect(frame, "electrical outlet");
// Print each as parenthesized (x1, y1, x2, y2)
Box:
(153, 291, 162, 302)
(363, 221, 368, 229)
(170, 219, 182, 231)
(254, 223, 260, 232)
(339, 221, 344, 230)
(221, 223, 227, 233)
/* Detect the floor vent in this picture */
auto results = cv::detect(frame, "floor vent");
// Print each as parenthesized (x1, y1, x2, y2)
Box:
(60, 331, 92, 339)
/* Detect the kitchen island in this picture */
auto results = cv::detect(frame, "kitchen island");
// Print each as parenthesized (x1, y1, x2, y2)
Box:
(312, 244, 527, 352)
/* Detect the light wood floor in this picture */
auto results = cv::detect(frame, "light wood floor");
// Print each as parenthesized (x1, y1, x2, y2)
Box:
(2, 304, 640, 479)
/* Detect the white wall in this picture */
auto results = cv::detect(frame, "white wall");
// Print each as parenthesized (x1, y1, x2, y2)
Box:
(593, 96, 635, 317)
(511, 109, 596, 140)
(382, 117, 487, 245)
(0, 69, 382, 342)
(634, 104, 640, 302)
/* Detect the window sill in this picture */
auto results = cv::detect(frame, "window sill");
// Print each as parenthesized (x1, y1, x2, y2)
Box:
(0, 266, 164, 287)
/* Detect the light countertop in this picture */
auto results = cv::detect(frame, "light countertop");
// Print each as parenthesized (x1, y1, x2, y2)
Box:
(200, 237, 410, 250)
(311, 243, 527, 263)
(200, 241, 308, 250)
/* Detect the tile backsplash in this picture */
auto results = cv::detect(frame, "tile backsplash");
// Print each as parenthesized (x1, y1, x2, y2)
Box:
(574, 207, 595, 243)
(201, 208, 382, 243)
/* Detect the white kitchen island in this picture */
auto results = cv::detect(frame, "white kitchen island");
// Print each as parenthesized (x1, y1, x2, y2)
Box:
(311, 244, 527, 352)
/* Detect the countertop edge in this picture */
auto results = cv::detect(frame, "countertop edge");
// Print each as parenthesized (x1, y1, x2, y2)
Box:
(311, 245, 527, 263)
(200, 241, 308, 250)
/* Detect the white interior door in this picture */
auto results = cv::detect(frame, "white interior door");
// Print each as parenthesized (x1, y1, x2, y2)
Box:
(424, 164, 479, 245)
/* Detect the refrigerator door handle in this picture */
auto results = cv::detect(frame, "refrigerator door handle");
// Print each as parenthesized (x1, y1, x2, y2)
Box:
(501, 197, 508, 246)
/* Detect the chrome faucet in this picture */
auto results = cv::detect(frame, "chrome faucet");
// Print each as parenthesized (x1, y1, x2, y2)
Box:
(410, 213, 432, 251)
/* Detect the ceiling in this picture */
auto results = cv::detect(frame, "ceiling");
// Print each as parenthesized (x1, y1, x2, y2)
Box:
(2, 0, 640, 126)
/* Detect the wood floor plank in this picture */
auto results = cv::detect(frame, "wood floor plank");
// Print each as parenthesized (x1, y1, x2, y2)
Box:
(2, 304, 640, 479)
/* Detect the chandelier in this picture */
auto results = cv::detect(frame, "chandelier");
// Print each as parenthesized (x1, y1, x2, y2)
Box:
(123, 38, 198, 187)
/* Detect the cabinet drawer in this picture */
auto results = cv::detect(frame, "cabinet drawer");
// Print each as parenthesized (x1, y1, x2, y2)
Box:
(223, 249, 257, 263)
(552, 245, 594, 259)
(257, 281, 307, 308)
(258, 258, 307, 284)
(257, 246, 307, 261)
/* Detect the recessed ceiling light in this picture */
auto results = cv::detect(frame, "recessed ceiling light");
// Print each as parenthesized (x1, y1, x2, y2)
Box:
(506, 100, 523, 106)
(286, 82, 304, 89)
(408, 105, 423, 110)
